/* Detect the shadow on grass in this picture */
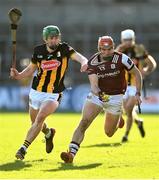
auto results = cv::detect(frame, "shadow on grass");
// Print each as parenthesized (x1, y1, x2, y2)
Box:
(0, 159, 47, 171)
(0, 160, 32, 171)
(26, 158, 47, 163)
(82, 142, 122, 148)
(44, 162, 102, 172)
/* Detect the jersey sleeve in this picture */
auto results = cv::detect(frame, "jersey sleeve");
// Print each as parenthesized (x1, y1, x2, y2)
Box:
(122, 53, 134, 71)
(31, 47, 38, 64)
(63, 43, 76, 58)
(68, 45, 76, 57)
(87, 60, 97, 75)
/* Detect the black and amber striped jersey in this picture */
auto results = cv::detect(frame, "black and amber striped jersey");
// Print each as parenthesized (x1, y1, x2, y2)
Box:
(31, 42, 75, 93)
(116, 44, 148, 86)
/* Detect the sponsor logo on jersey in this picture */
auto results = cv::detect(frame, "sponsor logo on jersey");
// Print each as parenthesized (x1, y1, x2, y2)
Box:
(41, 60, 61, 71)
(47, 54, 53, 59)
(127, 58, 132, 66)
(97, 70, 120, 78)
(37, 55, 43, 58)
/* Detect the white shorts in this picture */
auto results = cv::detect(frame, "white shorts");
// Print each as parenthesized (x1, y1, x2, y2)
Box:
(29, 89, 62, 110)
(123, 86, 136, 100)
(86, 92, 123, 115)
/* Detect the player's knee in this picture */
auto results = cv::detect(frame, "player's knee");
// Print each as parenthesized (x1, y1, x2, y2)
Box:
(104, 129, 114, 137)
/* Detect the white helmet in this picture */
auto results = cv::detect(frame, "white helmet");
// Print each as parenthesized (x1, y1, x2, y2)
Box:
(121, 29, 135, 40)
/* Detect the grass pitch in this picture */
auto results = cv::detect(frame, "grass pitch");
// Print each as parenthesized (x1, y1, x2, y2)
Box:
(0, 113, 159, 179)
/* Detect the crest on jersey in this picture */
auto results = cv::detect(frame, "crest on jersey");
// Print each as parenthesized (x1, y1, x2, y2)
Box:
(111, 64, 116, 69)
(41, 60, 61, 71)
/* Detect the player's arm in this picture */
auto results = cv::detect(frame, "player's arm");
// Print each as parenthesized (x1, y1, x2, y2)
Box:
(10, 62, 37, 80)
(70, 52, 88, 72)
(88, 74, 101, 96)
(129, 65, 143, 97)
(115, 44, 125, 52)
(141, 55, 157, 76)
(122, 54, 142, 104)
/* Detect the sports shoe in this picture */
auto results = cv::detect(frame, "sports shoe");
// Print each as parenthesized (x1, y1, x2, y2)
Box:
(121, 136, 128, 143)
(118, 116, 125, 128)
(15, 147, 26, 160)
(135, 120, 145, 137)
(60, 152, 74, 163)
(45, 128, 56, 153)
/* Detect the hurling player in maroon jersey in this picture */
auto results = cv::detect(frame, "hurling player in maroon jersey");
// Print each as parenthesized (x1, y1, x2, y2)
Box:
(60, 36, 142, 163)
(10, 25, 88, 160)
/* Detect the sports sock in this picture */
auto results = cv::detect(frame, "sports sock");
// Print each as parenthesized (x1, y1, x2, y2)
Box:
(125, 130, 129, 137)
(45, 129, 51, 139)
(22, 140, 31, 151)
(135, 118, 143, 122)
(69, 141, 80, 157)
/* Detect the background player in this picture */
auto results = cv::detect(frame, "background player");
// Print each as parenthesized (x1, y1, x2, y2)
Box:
(116, 29, 157, 142)
(10, 25, 88, 160)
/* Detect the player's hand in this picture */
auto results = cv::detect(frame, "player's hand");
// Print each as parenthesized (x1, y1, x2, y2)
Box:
(10, 68, 20, 79)
(134, 44, 147, 59)
(99, 92, 110, 102)
(135, 94, 142, 105)
(80, 64, 88, 72)
(140, 67, 151, 78)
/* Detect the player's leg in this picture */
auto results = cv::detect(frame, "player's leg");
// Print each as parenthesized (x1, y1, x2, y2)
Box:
(133, 107, 145, 137)
(104, 95, 124, 137)
(29, 106, 56, 153)
(27, 100, 58, 144)
(104, 108, 124, 137)
(122, 96, 136, 142)
(104, 112, 121, 137)
(29, 107, 53, 140)
(103, 94, 124, 137)
(61, 100, 102, 163)
(15, 100, 58, 160)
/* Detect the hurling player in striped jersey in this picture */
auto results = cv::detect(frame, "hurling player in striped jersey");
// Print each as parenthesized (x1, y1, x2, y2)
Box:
(10, 25, 88, 160)
(116, 29, 157, 142)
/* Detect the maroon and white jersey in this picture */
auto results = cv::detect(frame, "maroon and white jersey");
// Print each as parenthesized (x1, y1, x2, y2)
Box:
(87, 51, 134, 95)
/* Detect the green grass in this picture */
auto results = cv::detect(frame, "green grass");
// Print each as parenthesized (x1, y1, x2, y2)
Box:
(0, 113, 159, 179)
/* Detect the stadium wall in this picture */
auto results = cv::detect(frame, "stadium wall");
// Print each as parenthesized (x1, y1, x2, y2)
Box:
(0, 85, 159, 113)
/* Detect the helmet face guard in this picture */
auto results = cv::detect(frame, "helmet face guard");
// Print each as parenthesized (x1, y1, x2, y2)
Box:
(43, 25, 61, 40)
(98, 36, 114, 51)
